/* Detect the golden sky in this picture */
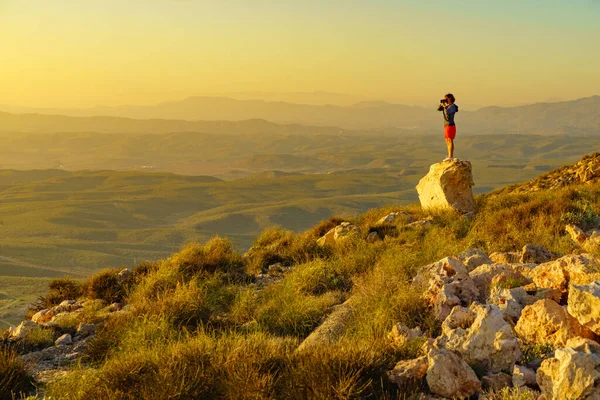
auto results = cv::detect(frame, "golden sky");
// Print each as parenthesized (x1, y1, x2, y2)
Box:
(1, 0, 599, 110)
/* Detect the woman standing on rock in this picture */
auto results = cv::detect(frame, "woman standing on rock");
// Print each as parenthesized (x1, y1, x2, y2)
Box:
(437, 93, 459, 161)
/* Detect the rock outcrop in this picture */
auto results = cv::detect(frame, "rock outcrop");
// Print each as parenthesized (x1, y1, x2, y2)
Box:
(514, 299, 595, 347)
(530, 254, 600, 296)
(426, 348, 481, 399)
(566, 224, 600, 252)
(508, 152, 600, 193)
(436, 304, 521, 373)
(416, 159, 475, 214)
(537, 345, 600, 400)
(568, 281, 600, 335)
(414, 257, 478, 321)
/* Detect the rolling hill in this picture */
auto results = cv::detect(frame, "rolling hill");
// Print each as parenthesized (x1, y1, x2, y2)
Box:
(2, 95, 599, 133)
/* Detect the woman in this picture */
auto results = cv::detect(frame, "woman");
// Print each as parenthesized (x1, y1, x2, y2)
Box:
(437, 93, 459, 161)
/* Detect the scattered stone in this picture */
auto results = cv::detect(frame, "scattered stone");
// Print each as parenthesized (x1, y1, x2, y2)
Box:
(389, 322, 423, 347)
(316, 222, 358, 246)
(31, 300, 83, 324)
(469, 263, 532, 302)
(377, 212, 413, 225)
(20, 335, 94, 382)
(568, 281, 600, 335)
(520, 244, 559, 264)
(406, 218, 433, 229)
(297, 300, 353, 351)
(530, 254, 600, 295)
(481, 372, 513, 391)
(109, 302, 123, 312)
(8, 320, 40, 340)
(268, 263, 283, 274)
(387, 356, 428, 387)
(366, 231, 380, 243)
(426, 348, 481, 399)
(489, 252, 521, 264)
(55, 334, 72, 346)
(415, 257, 479, 321)
(416, 159, 476, 214)
(488, 286, 529, 323)
(537, 346, 600, 400)
(566, 337, 600, 354)
(54, 300, 82, 313)
(566, 224, 600, 252)
(31, 309, 57, 324)
(456, 248, 492, 272)
(436, 303, 521, 374)
(118, 268, 132, 279)
(515, 299, 595, 347)
(512, 365, 536, 388)
(76, 323, 96, 338)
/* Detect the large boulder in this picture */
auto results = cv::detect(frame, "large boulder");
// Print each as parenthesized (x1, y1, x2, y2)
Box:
(415, 257, 478, 321)
(568, 281, 600, 335)
(426, 348, 481, 399)
(416, 160, 475, 214)
(436, 304, 521, 374)
(537, 346, 600, 400)
(515, 299, 595, 347)
(530, 254, 600, 296)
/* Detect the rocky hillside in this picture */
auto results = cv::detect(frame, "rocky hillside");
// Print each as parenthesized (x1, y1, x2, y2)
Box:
(504, 152, 600, 193)
(1, 154, 600, 399)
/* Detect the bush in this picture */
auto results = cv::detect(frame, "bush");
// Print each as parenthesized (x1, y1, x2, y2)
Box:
(31, 277, 82, 311)
(308, 216, 348, 239)
(85, 269, 126, 304)
(0, 348, 34, 399)
(245, 227, 331, 274)
(168, 237, 245, 279)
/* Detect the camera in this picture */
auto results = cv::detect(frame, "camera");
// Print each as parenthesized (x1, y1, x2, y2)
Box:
(440, 98, 448, 104)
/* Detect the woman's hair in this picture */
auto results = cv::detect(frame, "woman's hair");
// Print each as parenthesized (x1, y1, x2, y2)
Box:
(445, 93, 456, 102)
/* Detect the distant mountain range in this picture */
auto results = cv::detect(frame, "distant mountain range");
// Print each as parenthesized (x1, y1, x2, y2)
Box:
(1, 95, 599, 134)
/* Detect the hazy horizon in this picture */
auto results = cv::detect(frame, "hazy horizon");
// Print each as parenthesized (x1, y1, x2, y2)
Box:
(2, 1, 599, 110)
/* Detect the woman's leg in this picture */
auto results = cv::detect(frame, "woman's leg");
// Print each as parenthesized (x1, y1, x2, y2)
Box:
(446, 137, 454, 158)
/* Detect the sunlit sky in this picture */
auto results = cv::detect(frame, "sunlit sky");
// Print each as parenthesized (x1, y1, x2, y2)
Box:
(1, 0, 599, 109)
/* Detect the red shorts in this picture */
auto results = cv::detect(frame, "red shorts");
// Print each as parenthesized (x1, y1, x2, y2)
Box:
(444, 125, 456, 139)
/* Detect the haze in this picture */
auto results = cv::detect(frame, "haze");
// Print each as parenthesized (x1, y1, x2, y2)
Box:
(2, 0, 599, 110)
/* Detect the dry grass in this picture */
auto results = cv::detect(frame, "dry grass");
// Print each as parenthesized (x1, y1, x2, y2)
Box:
(29, 184, 600, 398)
(0, 348, 34, 399)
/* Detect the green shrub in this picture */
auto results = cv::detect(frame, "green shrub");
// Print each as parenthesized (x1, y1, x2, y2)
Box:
(0, 348, 34, 399)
